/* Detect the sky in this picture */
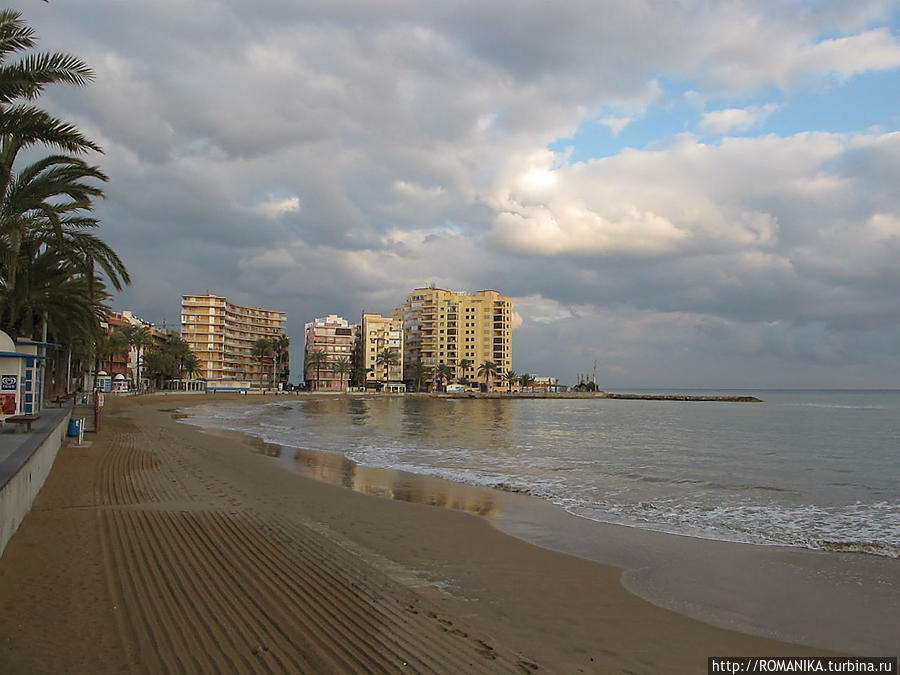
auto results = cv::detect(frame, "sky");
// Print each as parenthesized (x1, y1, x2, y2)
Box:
(11, 0, 900, 388)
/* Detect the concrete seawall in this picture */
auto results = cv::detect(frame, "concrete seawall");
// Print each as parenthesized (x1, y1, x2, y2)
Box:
(0, 406, 71, 557)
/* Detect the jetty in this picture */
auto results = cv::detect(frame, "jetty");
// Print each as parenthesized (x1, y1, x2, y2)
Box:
(601, 393, 762, 402)
(431, 391, 763, 402)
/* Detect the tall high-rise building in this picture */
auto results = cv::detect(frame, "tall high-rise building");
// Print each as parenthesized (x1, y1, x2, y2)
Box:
(304, 314, 354, 390)
(181, 294, 287, 386)
(356, 312, 404, 386)
(396, 287, 513, 388)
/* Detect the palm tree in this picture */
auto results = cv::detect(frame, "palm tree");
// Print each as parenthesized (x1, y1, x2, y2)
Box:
(0, 10, 127, 398)
(0, 9, 100, 153)
(141, 348, 172, 391)
(272, 333, 290, 385)
(181, 352, 200, 380)
(331, 356, 352, 390)
(141, 335, 198, 390)
(170, 336, 199, 381)
(477, 360, 498, 391)
(89, 328, 126, 388)
(519, 373, 535, 390)
(407, 361, 429, 393)
(0, 153, 126, 338)
(375, 347, 399, 384)
(433, 363, 452, 392)
(105, 329, 128, 375)
(119, 324, 151, 391)
(457, 358, 473, 383)
(1, 230, 119, 341)
(304, 349, 327, 390)
(503, 369, 518, 392)
(251, 338, 273, 388)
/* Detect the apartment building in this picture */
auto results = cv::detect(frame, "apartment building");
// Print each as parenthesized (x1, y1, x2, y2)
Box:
(356, 312, 404, 388)
(181, 294, 287, 386)
(396, 287, 513, 389)
(304, 314, 354, 390)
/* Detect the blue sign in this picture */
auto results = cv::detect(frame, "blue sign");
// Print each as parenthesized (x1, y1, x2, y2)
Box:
(1, 375, 17, 391)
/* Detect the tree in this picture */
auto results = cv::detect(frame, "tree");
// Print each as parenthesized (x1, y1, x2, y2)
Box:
(457, 358, 473, 383)
(304, 349, 327, 390)
(0, 9, 100, 153)
(141, 335, 199, 389)
(477, 360, 498, 390)
(519, 373, 535, 389)
(141, 349, 171, 390)
(251, 338, 273, 388)
(272, 333, 290, 384)
(433, 363, 452, 391)
(407, 361, 429, 393)
(0, 152, 127, 338)
(95, 329, 127, 375)
(375, 347, 399, 383)
(118, 324, 151, 391)
(1, 229, 119, 341)
(0, 19, 118, 340)
(0, 11, 129, 400)
(331, 356, 351, 390)
(503, 369, 518, 392)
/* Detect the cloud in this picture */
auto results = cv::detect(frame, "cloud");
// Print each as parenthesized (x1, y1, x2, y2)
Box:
(12, 0, 900, 387)
(483, 131, 900, 346)
(599, 116, 632, 136)
(698, 104, 779, 135)
(257, 196, 301, 219)
(686, 9, 900, 93)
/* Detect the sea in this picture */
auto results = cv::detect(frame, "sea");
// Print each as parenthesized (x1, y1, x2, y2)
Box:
(181, 390, 900, 559)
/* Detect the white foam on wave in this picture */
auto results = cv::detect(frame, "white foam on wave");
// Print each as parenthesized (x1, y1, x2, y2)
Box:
(563, 497, 900, 558)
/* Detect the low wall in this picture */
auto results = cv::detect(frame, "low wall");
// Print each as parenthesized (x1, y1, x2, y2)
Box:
(0, 406, 70, 557)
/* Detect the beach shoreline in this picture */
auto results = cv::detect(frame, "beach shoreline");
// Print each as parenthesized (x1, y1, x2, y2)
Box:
(0, 394, 873, 672)
(181, 400, 900, 656)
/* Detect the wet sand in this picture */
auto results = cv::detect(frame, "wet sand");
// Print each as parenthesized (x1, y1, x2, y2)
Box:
(195, 421, 900, 655)
(0, 394, 840, 673)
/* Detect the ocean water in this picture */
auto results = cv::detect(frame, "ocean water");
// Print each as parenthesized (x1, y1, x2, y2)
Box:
(182, 390, 900, 558)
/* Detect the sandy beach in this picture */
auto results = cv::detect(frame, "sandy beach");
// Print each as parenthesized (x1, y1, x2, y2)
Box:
(0, 394, 839, 673)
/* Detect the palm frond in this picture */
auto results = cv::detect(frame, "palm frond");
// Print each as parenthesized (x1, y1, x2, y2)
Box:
(0, 10, 34, 62)
(0, 106, 102, 153)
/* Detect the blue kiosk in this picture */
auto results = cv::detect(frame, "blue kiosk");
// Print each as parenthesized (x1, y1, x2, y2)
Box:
(0, 330, 52, 421)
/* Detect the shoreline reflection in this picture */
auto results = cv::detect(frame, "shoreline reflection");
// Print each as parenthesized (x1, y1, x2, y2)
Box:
(201, 426, 502, 518)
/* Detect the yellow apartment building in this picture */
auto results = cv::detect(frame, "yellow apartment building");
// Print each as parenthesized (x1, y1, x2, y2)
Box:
(357, 312, 404, 387)
(181, 294, 287, 386)
(396, 287, 513, 389)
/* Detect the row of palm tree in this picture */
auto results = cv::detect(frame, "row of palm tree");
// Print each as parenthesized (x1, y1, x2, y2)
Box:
(383, 355, 535, 393)
(303, 349, 354, 390)
(301, 346, 536, 393)
(0, 9, 130, 397)
(251, 334, 290, 388)
(430, 361, 536, 392)
(141, 335, 199, 389)
(92, 325, 199, 391)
